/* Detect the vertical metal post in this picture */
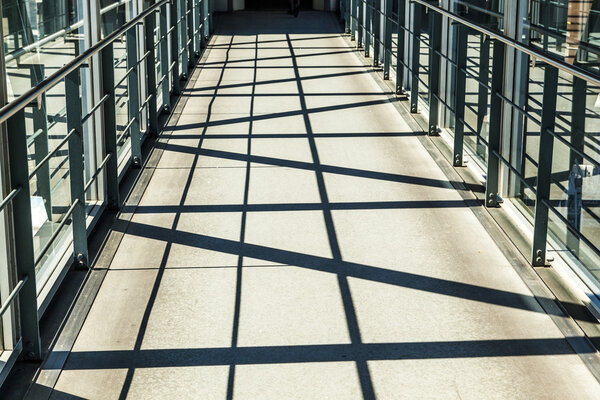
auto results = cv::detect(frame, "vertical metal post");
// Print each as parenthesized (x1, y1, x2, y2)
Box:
(383, 0, 393, 79)
(160, 2, 171, 110)
(485, 39, 505, 208)
(208, 0, 213, 34)
(27, 64, 52, 218)
(358, 0, 364, 48)
(179, 0, 189, 78)
(187, 0, 195, 63)
(65, 71, 89, 269)
(126, 26, 142, 166)
(345, 0, 351, 33)
(365, 0, 371, 57)
(350, 0, 357, 40)
(203, 0, 210, 40)
(476, 35, 490, 158)
(373, 0, 381, 66)
(532, 65, 559, 266)
(171, 0, 181, 95)
(200, 0, 207, 49)
(194, 0, 201, 55)
(6, 110, 42, 360)
(100, 44, 121, 210)
(410, 2, 421, 113)
(428, 10, 441, 135)
(145, 11, 159, 137)
(395, 0, 405, 94)
(567, 75, 586, 255)
(453, 23, 467, 166)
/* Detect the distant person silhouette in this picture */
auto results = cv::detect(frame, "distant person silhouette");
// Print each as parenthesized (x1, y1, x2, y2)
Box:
(288, 0, 300, 17)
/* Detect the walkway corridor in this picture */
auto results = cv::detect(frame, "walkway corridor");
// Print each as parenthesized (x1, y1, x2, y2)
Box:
(38, 12, 600, 399)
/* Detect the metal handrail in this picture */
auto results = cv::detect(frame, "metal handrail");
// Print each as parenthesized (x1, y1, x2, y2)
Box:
(5, 0, 135, 63)
(0, 276, 28, 318)
(0, 0, 169, 126)
(411, 0, 600, 87)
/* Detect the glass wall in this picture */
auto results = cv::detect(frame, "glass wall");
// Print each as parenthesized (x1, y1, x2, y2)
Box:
(347, 0, 600, 306)
(2, 0, 90, 286)
(0, 0, 211, 374)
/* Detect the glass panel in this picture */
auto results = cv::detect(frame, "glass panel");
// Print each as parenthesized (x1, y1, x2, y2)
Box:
(1, 0, 92, 282)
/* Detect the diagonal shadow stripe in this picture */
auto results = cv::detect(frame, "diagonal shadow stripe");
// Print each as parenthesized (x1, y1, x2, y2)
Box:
(124, 199, 482, 214)
(170, 98, 398, 130)
(159, 144, 459, 189)
(60, 338, 586, 370)
(189, 69, 371, 92)
(120, 221, 554, 316)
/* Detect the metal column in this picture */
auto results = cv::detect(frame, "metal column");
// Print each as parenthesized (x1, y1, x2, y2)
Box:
(532, 65, 559, 266)
(485, 39, 505, 208)
(65, 71, 89, 268)
(6, 110, 42, 360)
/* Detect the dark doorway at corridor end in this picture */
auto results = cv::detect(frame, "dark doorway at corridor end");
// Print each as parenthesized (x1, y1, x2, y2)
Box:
(245, 0, 311, 11)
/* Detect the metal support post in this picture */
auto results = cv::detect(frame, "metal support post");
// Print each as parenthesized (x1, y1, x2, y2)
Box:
(567, 75, 586, 255)
(373, 0, 381, 67)
(145, 12, 159, 137)
(476, 34, 490, 158)
(358, 0, 364, 48)
(160, 2, 171, 110)
(410, 2, 422, 113)
(65, 71, 89, 269)
(485, 39, 505, 208)
(171, 0, 181, 94)
(6, 110, 42, 360)
(100, 44, 121, 209)
(395, 0, 405, 94)
(532, 65, 559, 266)
(383, 0, 393, 79)
(194, 0, 201, 55)
(365, 0, 372, 57)
(27, 64, 52, 218)
(126, 26, 142, 166)
(187, 0, 195, 63)
(179, 0, 189, 79)
(428, 10, 441, 135)
(453, 23, 467, 166)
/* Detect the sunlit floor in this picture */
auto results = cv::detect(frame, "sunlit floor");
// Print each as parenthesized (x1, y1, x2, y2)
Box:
(37, 11, 600, 399)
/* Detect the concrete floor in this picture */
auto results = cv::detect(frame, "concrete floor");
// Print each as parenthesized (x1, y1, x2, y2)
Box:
(40, 11, 600, 399)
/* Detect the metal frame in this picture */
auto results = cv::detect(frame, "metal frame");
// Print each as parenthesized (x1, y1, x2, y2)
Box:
(342, 0, 600, 287)
(0, 0, 211, 371)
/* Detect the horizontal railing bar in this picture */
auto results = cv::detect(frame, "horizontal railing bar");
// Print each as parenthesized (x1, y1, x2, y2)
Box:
(28, 129, 75, 180)
(139, 94, 154, 114)
(457, 117, 486, 143)
(0, 0, 170, 125)
(460, 67, 492, 91)
(116, 117, 137, 144)
(491, 149, 537, 194)
(114, 67, 135, 89)
(0, 186, 21, 213)
(84, 153, 112, 193)
(545, 128, 600, 169)
(156, 72, 168, 88)
(139, 50, 151, 65)
(26, 128, 45, 147)
(168, 60, 177, 73)
(411, 0, 600, 87)
(455, 0, 504, 19)
(81, 93, 110, 124)
(541, 198, 600, 257)
(496, 92, 542, 126)
(0, 276, 28, 318)
(34, 198, 80, 267)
